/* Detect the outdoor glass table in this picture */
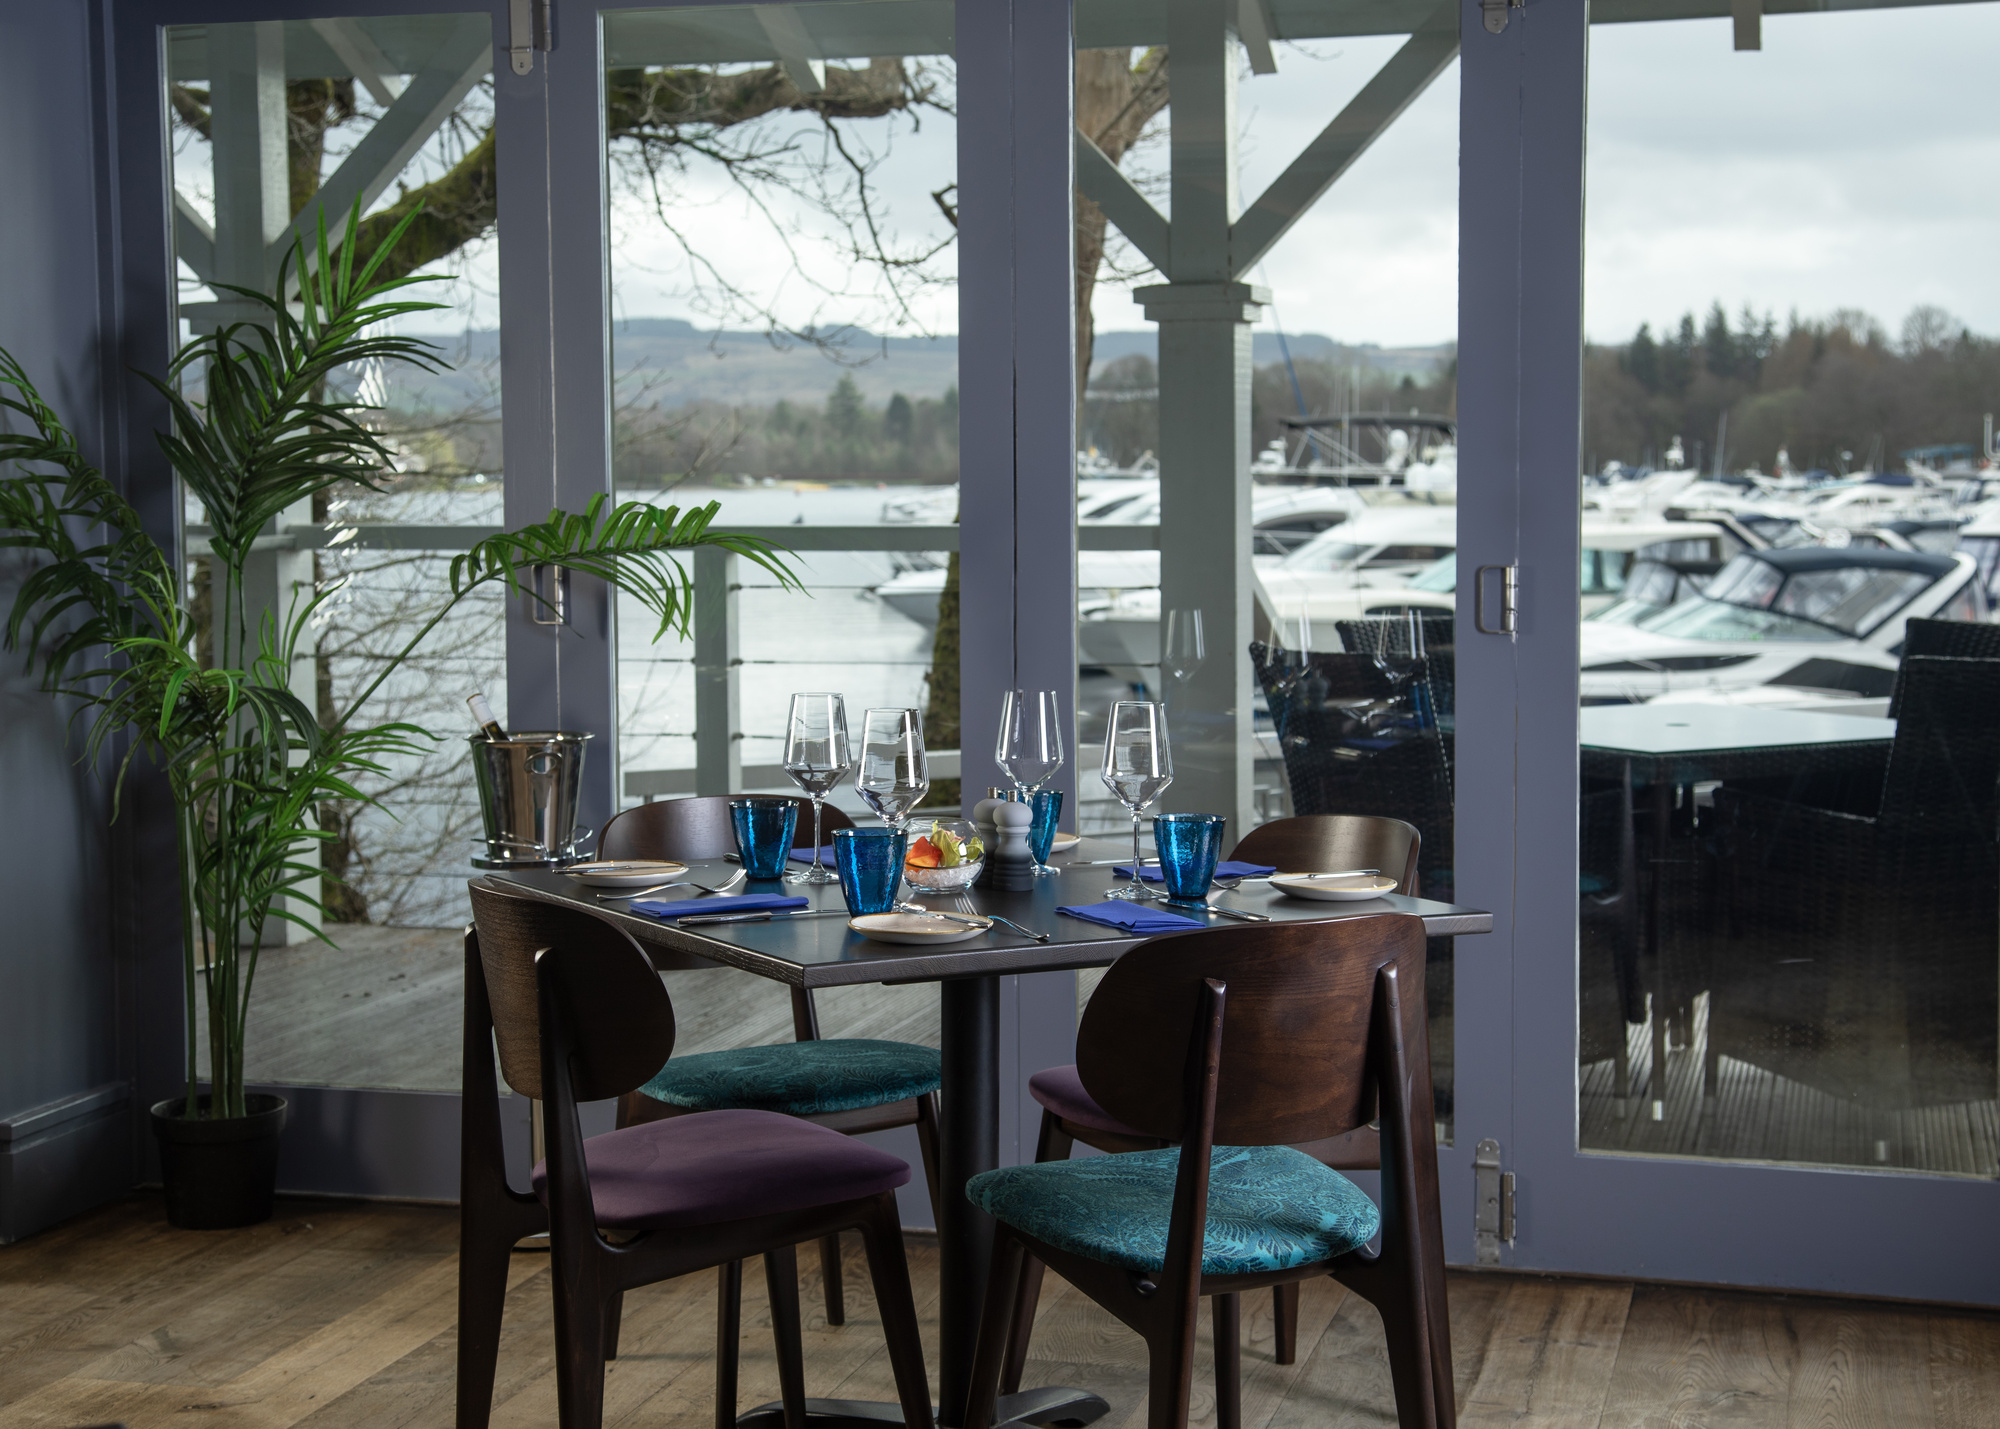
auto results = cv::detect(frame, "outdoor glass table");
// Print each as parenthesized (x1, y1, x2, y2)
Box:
(1578, 704, 1896, 1118)
(488, 836, 1491, 1429)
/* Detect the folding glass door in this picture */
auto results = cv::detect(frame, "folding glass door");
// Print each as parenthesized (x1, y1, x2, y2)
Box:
(1495, 0, 2000, 1303)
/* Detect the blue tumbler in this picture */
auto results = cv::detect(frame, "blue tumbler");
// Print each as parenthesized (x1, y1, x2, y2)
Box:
(1153, 813, 1226, 902)
(834, 826, 908, 916)
(730, 798, 800, 880)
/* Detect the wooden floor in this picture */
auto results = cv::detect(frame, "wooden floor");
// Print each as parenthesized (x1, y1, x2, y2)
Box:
(5, 1195, 1998, 1428)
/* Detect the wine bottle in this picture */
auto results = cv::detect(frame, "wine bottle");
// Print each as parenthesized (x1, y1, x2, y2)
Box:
(467, 692, 507, 742)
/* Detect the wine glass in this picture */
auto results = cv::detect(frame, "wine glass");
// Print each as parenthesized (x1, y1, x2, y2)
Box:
(1099, 701, 1172, 901)
(1162, 608, 1206, 708)
(783, 693, 850, 884)
(856, 708, 930, 833)
(997, 689, 1066, 876)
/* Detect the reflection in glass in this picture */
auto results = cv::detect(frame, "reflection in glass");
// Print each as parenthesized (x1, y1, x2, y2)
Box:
(856, 708, 930, 832)
(1578, 8, 1999, 1175)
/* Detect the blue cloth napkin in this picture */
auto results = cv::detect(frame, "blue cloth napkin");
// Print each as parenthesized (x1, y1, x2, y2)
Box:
(1112, 860, 1277, 883)
(789, 845, 839, 863)
(1057, 901, 1207, 933)
(629, 893, 811, 920)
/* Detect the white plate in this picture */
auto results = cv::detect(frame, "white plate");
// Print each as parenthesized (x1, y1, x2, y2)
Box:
(849, 912, 992, 945)
(1270, 873, 1399, 902)
(1048, 832, 1082, 853)
(562, 860, 689, 889)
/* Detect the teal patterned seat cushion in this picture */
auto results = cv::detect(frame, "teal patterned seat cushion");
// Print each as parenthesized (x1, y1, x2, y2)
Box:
(966, 1145, 1380, 1276)
(639, 1038, 941, 1116)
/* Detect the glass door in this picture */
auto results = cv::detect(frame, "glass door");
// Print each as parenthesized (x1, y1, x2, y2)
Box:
(1503, 0, 2000, 1302)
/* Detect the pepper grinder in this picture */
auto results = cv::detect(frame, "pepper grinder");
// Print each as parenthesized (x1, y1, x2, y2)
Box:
(989, 799, 1035, 892)
(972, 786, 1009, 887)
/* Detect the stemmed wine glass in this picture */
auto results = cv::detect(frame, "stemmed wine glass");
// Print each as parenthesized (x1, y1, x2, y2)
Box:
(856, 708, 930, 834)
(783, 693, 850, 884)
(996, 689, 1065, 876)
(1161, 608, 1205, 709)
(1100, 701, 1172, 901)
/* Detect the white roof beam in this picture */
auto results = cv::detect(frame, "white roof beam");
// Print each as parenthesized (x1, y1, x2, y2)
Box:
(1075, 129, 1171, 273)
(173, 191, 216, 281)
(1239, 0, 1279, 74)
(1230, 3, 1458, 277)
(753, 6, 826, 94)
(308, 18, 406, 106)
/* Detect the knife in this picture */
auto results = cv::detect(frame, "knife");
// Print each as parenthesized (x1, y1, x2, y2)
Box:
(1165, 900, 1273, 923)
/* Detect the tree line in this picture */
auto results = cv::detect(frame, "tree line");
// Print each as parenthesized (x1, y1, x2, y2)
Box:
(1584, 302, 2000, 476)
(610, 373, 960, 486)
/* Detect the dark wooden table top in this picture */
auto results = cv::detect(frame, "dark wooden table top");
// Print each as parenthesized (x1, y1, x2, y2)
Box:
(484, 837, 1493, 990)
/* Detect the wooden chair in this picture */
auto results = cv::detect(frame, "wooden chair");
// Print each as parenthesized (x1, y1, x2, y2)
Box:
(997, 814, 1420, 1396)
(459, 882, 933, 1429)
(964, 916, 1455, 1429)
(597, 794, 940, 1328)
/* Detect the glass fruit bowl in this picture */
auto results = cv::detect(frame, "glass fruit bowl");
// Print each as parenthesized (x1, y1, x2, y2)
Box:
(902, 818, 986, 892)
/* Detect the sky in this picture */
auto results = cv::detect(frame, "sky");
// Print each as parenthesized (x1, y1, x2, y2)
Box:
(176, 2, 2000, 358)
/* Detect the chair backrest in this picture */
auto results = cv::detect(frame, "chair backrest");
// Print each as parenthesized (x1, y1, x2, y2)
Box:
(1889, 618, 2000, 718)
(468, 880, 675, 1099)
(1075, 914, 1428, 1147)
(1228, 814, 1421, 894)
(600, 794, 855, 861)
(1876, 655, 2000, 838)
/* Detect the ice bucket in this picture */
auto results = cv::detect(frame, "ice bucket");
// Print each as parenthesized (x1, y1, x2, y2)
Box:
(468, 731, 595, 868)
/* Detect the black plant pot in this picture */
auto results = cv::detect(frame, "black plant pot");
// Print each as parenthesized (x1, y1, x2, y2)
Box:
(149, 1093, 289, 1229)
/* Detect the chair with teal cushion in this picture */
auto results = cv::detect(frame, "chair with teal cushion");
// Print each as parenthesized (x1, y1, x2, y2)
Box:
(602, 794, 942, 1328)
(995, 813, 1421, 1397)
(963, 915, 1456, 1429)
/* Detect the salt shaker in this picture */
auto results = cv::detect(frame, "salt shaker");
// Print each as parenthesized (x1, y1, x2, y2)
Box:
(989, 799, 1035, 892)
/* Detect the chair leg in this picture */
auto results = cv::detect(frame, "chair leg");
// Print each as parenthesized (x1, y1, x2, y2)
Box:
(1144, 1309, 1201, 1429)
(605, 1290, 624, 1361)
(819, 1233, 847, 1326)
(858, 1193, 937, 1429)
(764, 1246, 810, 1429)
(999, 1109, 1073, 1393)
(1271, 1281, 1299, 1366)
(715, 1260, 743, 1429)
(1375, 1281, 1442, 1429)
(915, 1091, 944, 1217)
(549, 1258, 610, 1429)
(1213, 1293, 1242, 1429)
(964, 1229, 1028, 1429)
(454, 1209, 521, 1429)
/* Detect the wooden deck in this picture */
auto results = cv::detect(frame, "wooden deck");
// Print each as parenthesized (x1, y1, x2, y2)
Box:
(4, 1194, 1997, 1428)
(1580, 996, 2000, 1178)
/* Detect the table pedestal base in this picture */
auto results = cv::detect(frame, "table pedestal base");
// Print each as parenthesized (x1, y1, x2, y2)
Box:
(739, 1387, 1111, 1429)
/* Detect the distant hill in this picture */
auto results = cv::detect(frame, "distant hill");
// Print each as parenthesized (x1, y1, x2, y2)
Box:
(378, 319, 1449, 416)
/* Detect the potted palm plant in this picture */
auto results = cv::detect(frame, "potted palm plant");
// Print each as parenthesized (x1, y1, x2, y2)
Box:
(0, 210, 796, 1228)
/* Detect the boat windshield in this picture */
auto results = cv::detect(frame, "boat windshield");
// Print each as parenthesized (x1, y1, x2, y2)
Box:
(1282, 539, 1371, 572)
(1407, 553, 1458, 592)
(1637, 554, 1934, 640)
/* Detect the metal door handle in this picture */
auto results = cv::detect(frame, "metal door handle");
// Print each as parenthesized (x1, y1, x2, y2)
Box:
(1474, 564, 1518, 636)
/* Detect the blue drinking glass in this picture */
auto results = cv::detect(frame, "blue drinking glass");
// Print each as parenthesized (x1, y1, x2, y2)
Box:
(1153, 813, 1226, 901)
(730, 798, 800, 880)
(834, 826, 908, 916)
(1028, 788, 1064, 877)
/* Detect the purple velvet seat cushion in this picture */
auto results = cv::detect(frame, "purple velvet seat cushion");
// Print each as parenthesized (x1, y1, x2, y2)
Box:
(530, 1107, 910, 1230)
(1028, 1064, 1148, 1139)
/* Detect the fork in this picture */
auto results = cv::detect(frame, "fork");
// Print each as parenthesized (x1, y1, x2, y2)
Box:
(597, 867, 746, 901)
(954, 892, 1051, 944)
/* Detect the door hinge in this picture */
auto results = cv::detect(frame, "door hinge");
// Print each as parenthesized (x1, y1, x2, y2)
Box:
(508, 0, 555, 75)
(1474, 564, 1519, 637)
(1481, 0, 1526, 34)
(1473, 1138, 1517, 1265)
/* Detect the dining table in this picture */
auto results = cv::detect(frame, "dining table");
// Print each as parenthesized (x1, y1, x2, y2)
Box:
(487, 837, 1492, 1429)
(1578, 703, 1897, 1118)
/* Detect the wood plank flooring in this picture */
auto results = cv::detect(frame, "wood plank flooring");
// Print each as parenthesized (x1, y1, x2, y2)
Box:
(6, 1195, 1998, 1428)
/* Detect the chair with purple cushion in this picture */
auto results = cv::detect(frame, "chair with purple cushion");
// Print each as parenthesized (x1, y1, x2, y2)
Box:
(460, 882, 933, 1429)
(598, 794, 939, 1328)
(996, 814, 1421, 1407)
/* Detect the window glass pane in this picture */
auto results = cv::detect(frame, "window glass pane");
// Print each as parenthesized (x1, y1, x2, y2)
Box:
(604, 1, 957, 1050)
(1579, 6, 2000, 1175)
(168, 13, 500, 1093)
(1072, 0, 1460, 1141)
